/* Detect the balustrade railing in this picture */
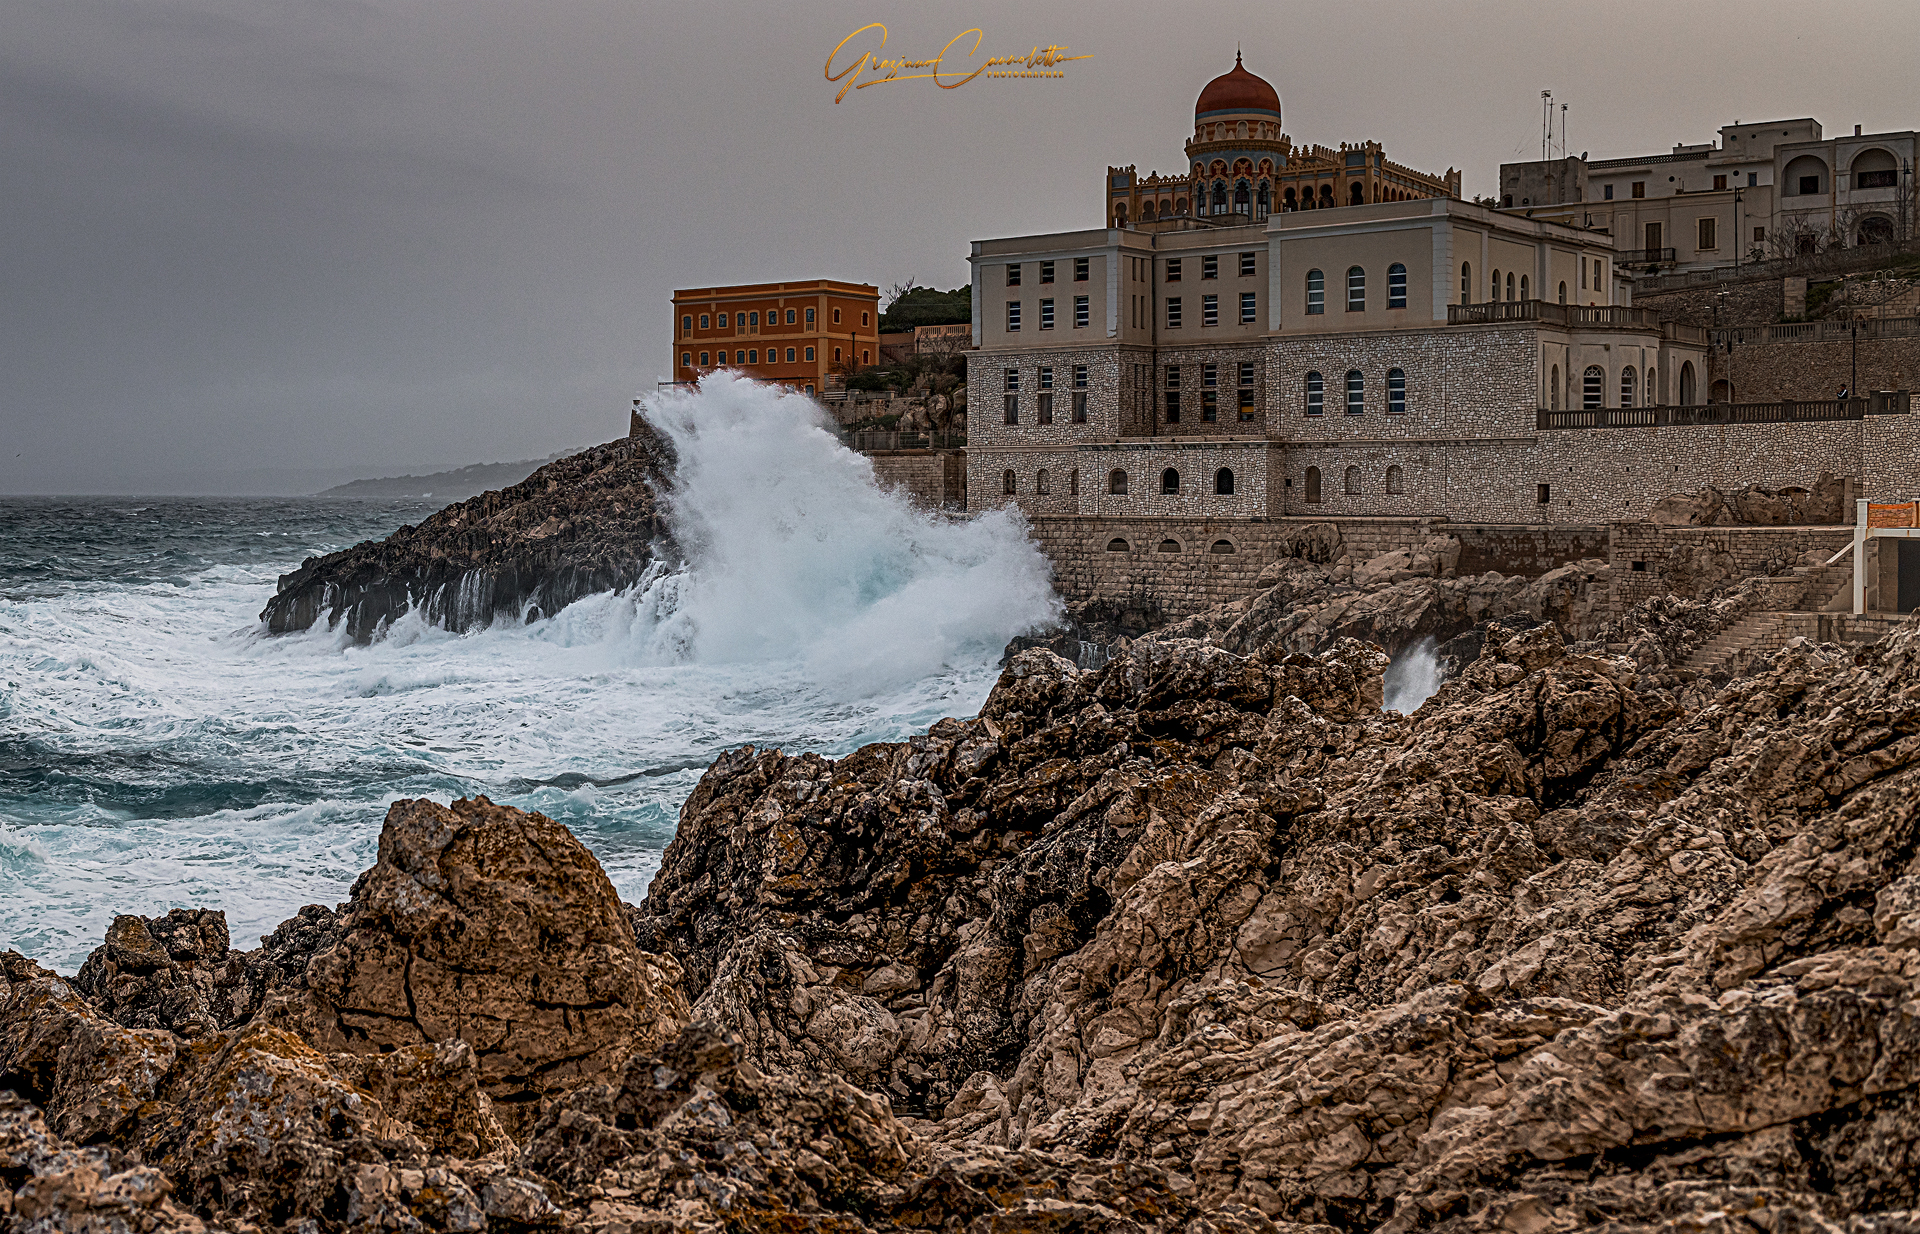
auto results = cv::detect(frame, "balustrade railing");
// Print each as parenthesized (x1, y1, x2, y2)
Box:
(1536, 393, 1909, 430)
(840, 431, 968, 452)
(1448, 300, 1658, 329)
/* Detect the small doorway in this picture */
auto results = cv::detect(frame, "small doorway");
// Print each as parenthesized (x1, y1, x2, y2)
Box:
(1900, 540, 1920, 613)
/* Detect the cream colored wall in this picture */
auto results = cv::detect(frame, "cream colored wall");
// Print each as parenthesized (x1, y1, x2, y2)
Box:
(1270, 222, 1439, 332)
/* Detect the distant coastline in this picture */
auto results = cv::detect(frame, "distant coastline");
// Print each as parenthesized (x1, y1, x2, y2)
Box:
(315, 450, 580, 499)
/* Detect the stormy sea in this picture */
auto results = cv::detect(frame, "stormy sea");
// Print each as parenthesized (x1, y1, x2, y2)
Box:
(0, 380, 1059, 971)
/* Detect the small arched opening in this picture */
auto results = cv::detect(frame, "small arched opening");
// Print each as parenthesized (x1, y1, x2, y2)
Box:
(1108, 469, 1128, 495)
(1709, 378, 1733, 404)
(1161, 467, 1180, 495)
(1680, 361, 1697, 405)
(1305, 466, 1322, 504)
(1386, 464, 1404, 495)
(1583, 365, 1605, 409)
(1344, 465, 1361, 495)
(1002, 469, 1016, 495)
(1106, 538, 1129, 552)
(1210, 539, 1235, 554)
(1035, 468, 1050, 495)
(1620, 367, 1637, 408)
(1214, 467, 1234, 495)
(1157, 539, 1181, 553)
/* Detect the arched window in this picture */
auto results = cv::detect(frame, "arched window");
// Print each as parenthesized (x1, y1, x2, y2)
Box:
(1002, 469, 1017, 495)
(1709, 379, 1732, 403)
(1347, 266, 1366, 312)
(1036, 468, 1050, 495)
(1506, 272, 1516, 301)
(1583, 365, 1605, 409)
(1460, 262, 1472, 306)
(1234, 180, 1250, 213)
(1305, 466, 1322, 503)
(1305, 370, 1324, 415)
(1620, 368, 1636, 408)
(1346, 369, 1365, 415)
(1109, 468, 1128, 495)
(1549, 364, 1560, 410)
(1211, 181, 1227, 214)
(1344, 465, 1362, 494)
(1284, 187, 1297, 210)
(1140, 201, 1155, 221)
(1158, 538, 1181, 553)
(1350, 182, 1364, 205)
(1386, 464, 1404, 494)
(1106, 538, 1129, 552)
(1320, 183, 1334, 206)
(1210, 539, 1235, 554)
(1647, 369, 1658, 405)
(1215, 467, 1234, 495)
(1558, 281, 1567, 305)
(1519, 275, 1529, 300)
(1306, 269, 1325, 315)
(1161, 467, 1180, 495)
(1491, 269, 1501, 301)
(1858, 215, 1896, 246)
(1680, 361, 1697, 405)
(681, 352, 691, 368)
(1386, 368, 1406, 414)
(1257, 183, 1271, 217)
(1387, 263, 1407, 309)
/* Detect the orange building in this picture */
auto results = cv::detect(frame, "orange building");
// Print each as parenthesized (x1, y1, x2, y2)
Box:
(671, 280, 881, 393)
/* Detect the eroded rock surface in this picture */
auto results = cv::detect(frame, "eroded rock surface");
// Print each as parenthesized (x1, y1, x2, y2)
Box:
(262, 432, 675, 640)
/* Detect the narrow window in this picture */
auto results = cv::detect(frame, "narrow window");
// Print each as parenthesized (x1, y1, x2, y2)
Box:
(805, 308, 815, 324)
(1239, 251, 1256, 277)
(1305, 371, 1324, 416)
(1036, 469, 1050, 495)
(1549, 364, 1560, 409)
(1238, 361, 1255, 388)
(1203, 255, 1218, 279)
(1074, 295, 1089, 328)
(1003, 395, 1018, 425)
(1604, 184, 1614, 200)
(1506, 272, 1515, 301)
(1072, 392, 1087, 422)
(1069, 469, 1079, 495)
(1583, 365, 1604, 409)
(1006, 301, 1021, 331)
(1347, 266, 1365, 311)
(1040, 298, 1055, 329)
(1387, 263, 1407, 309)
(1697, 217, 1717, 250)
(1346, 369, 1364, 415)
(681, 352, 691, 368)
(1558, 281, 1567, 304)
(832, 309, 840, 325)
(1037, 392, 1054, 424)
(1038, 366, 1053, 390)
(804, 346, 814, 361)
(1006, 264, 1021, 286)
(1073, 364, 1087, 389)
(1680, 361, 1697, 405)
(1215, 467, 1235, 495)
(1109, 469, 1128, 495)
(1161, 468, 1180, 495)
(861, 311, 869, 327)
(1202, 391, 1218, 422)
(1306, 269, 1324, 314)
(682, 314, 692, 334)
(786, 347, 796, 362)
(1004, 367, 1019, 392)
(1631, 181, 1645, 198)
(1387, 368, 1406, 414)
(1519, 275, 1529, 300)
(786, 309, 796, 324)
(1167, 297, 1182, 328)
(1165, 258, 1182, 282)
(1386, 464, 1404, 494)
(1459, 262, 1471, 306)
(700, 351, 710, 365)
(749, 311, 759, 326)
(1040, 260, 1054, 284)
(700, 314, 711, 329)
(1580, 261, 1587, 290)
(718, 313, 729, 328)
(1713, 174, 1727, 191)
(1344, 465, 1361, 494)
(1203, 363, 1217, 389)
(1537, 483, 1552, 504)
(1074, 257, 1089, 281)
(1305, 466, 1322, 503)
(1491, 269, 1502, 301)
(1240, 291, 1257, 323)
(1002, 470, 1015, 494)
(748, 349, 758, 363)
(1203, 294, 1218, 326)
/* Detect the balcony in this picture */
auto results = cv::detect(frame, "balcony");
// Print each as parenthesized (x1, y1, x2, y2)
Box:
(1448, 300, 1657, 329)
(1614, 247, 1677, 265)
(1536, 392, 1909, 430)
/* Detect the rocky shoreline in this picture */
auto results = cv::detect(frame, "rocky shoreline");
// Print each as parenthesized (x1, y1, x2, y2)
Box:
(261, 431, 675, 641)
(9, 593, 1920, 1231)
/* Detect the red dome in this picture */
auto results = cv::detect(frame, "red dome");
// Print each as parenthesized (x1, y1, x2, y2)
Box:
(1195, 53, 1280, 119)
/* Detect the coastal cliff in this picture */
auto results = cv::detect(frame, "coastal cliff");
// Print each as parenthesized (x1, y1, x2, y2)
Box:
(10, 607, 1920, 1230)
(262, 430, 674, 640)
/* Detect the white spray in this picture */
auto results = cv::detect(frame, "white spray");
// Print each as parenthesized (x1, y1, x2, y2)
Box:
(1382, 637, 1445, 713)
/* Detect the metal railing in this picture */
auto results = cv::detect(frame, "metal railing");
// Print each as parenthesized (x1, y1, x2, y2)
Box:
(840, 431, 967, 452)
(1708, 316, 1920, 346)
(1614, 247, 1678, 265)
(1635, 237, 1920, 291)
(1536, 393, 1909, 430)
(1448, 300, 1658, 329)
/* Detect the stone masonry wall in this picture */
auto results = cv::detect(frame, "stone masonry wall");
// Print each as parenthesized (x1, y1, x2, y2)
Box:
(1269, 326, 1539, 437)
(1608, 523, 1854, 610)
(1634, 278, 1785, 329)
(1710, 335, 1920, 402)
(1152, 342, 1271, 437)
(867, 450, 964, 510)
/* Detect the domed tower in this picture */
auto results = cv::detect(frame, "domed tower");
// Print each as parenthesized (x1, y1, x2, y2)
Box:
(1186, 53, 1290, 219)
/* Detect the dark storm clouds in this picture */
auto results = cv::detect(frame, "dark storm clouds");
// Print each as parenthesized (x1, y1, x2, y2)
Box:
(3, 0, 1916, 493)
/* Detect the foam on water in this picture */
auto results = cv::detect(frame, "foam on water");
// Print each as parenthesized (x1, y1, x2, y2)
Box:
(0, 377, 1060, 970)
(1382, 637, 1445, 713)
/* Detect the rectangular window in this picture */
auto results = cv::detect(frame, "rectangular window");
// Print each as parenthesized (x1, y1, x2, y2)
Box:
(1238, 362, 1254, 387)
(1604, 184, 1614, 200)
(1306, 269, 1324, 315)
(1388, 265, 1407, 309)
(786, 309, 796, 324)
(806, 308, 814, 324)
(1040, 298, 1055, 329)
(1037, 392, 1054, 424)
(1202, 294, 1218, 326)
(718, 313, 728, 328)
(1631, 181, 1645, 198)
(1238, 390, 1255, 421)
(1074, 295, 1089, 328)
(1074, 256, 1089, 281)
(1164, 365, 1180, 389)
(1202, 391, 1218, 422)
(1003, 395, 1018, 425)
(1347, 267, 1365, 312)
(1202, 363, 1217, 388)
(786, 347, 796, 362)
(1072, 365, 1087, 388)
(1202, 255, 1218, 280)
(1071, 391, 1087, 422)
(1748, 172, 1757, 187)
(1713, 174, 1727, 191)
(1006, 264, 1021, 286)
(1006, 301, 1021, 331)
(749, 311, 759, 326)
(748, 349, 758, 363)
(700, 314, 711, 329)
(1165, 258, 1181, 282)
(700, 351, 711, 365)
(1003, 367, 1019, 392)
(1040, 260, 1054, 283)
(1240, 291, 1257, 323)
(1164, 390, 1180, 423)
(1239, 251, 1256, 277)
(1166, 297, 1182, 328)
(1305, 372, 1323, 416)
(1798, 175, 1821, 195)
(682, 315, 692, 333)
(1755, 226, 1766, 243)
(1697, 217, 1717, 250)
(1537, 483, 1551, 504)
(1039, 365, 1053, 389)
(805, 346, 814, 361)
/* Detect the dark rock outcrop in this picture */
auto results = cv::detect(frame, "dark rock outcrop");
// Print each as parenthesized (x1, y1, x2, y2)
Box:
(1648, 469, 1850, 526)
(262, 432, 675, 640)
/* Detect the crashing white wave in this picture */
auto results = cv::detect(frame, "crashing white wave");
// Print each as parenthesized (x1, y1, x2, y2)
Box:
(1383, 637, 1445, 713)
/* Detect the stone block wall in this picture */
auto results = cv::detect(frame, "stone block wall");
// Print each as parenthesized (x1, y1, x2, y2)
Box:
(1152, 342, 1271, 437)
(1268, 326, 1539, 436)
(1607, 523, 1853, 610)
(1710, 335, 1920, 402)
(1634, 278, 1785, 329)
(867, 449, 965, 510)
(1864, 412, 1920, 500)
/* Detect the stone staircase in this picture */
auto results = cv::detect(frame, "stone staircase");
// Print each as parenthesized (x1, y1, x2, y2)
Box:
(1680, 562, 1895, 677)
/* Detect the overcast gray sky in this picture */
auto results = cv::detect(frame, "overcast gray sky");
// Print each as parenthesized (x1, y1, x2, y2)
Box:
(5, 0, 1918, 493)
